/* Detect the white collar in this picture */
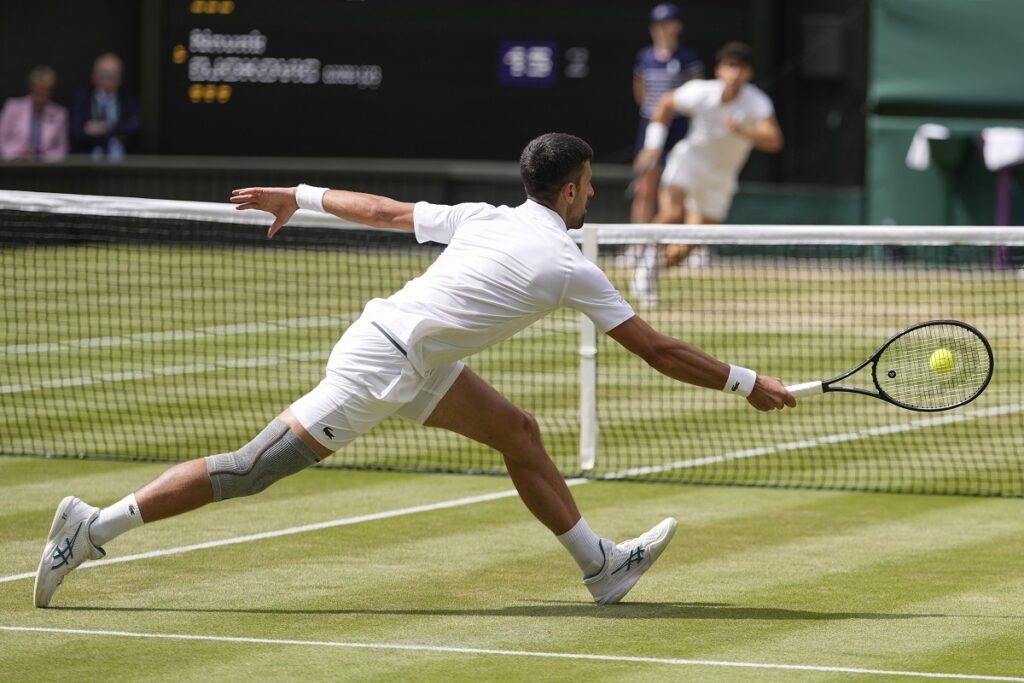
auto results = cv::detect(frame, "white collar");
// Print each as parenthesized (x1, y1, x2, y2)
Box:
(517, 199, 568, 233)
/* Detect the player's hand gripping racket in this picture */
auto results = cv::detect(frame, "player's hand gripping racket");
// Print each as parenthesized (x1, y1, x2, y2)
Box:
(785, 320, 993, 412)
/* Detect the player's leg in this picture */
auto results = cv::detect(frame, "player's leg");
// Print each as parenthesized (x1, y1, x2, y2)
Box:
(654, 166, 688, 270)
(420, 366, 677, 603)
(629, 117, 660, 226)
(33, 322, 397, 607)
(661, 185, 699, 267)
(655, 184, 688, 225)
(653, 140, 691, 225)
(423, 367, 579, 535)
(656, 144, 699, 268)
(132, 410, 330, 523)
(630, 162, 661, 225)
(33, 410, 328, 608)
(632, 184, 688, 305)
(671, 177, 733, 267)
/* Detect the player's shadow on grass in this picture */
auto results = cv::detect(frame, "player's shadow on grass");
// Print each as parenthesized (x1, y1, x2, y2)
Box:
(56, 602, 953, 620)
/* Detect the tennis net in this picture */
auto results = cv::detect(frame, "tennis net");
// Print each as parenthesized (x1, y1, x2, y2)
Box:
(3, 190, 1022, 496)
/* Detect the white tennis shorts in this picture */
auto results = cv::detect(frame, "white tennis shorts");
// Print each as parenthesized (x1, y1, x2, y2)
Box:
(290, 318, 464, 452)
(660, 143, 737, 222)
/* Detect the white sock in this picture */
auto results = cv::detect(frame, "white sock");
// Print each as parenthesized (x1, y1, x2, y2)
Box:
(556, 517, 605, 577)
(88, 493, 145, 546)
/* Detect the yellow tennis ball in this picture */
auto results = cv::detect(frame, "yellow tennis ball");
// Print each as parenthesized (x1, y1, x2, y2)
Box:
(930, 348, 954, 373)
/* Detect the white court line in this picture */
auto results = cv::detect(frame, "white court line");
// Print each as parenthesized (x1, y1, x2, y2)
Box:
(2, 315, 352, 356)
(3, 312, 576, 358)
(602, 402, 1024, 479)
(0, 354, 580, 396)
(0, 627, 1021, 681)
(1, 317, 577, 396)
(0, 351, 326, 395)
(0, 482, 586, 584)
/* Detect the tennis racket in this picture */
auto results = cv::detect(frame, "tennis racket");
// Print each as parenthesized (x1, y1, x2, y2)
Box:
(785, 320, 993, 412)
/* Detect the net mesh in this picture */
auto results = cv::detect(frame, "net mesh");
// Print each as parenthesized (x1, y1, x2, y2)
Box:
(3, 191, 1023, 496)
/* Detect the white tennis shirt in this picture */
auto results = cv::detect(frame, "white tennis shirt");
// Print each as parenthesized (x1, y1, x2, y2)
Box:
(671, 79, 775, 178)
(360, 199, 635, 373)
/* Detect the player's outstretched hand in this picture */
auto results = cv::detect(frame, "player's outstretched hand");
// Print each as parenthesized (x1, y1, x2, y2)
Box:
(230, 186, 299, 238)
(633, 148, 660, 175)
(747, 375, 796, 412)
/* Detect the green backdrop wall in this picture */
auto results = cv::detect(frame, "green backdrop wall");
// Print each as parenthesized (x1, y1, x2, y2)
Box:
(870, 0, 1024, 111)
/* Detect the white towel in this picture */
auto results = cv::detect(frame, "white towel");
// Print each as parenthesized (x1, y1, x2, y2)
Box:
(905, 123, 951, 171)
(981, 127, 1024, 172)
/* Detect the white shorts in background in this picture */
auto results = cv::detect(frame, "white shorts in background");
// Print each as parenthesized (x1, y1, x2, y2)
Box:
(660, 142, 737, 222)
(289, 319, 464, 452)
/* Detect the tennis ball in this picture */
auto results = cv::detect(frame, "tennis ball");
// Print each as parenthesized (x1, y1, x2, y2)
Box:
(930, 348, 954, 373)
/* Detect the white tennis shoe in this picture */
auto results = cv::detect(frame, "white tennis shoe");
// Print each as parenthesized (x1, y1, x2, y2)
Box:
(34, 496, 106, 608)
(584, 517, 677, 605)
(631, 266, 660, 308)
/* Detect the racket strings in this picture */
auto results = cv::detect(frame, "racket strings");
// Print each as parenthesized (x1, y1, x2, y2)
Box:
(876, 324, 992, 410)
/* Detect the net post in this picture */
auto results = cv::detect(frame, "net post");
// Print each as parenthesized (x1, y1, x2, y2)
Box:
(579, 224, 599, 472)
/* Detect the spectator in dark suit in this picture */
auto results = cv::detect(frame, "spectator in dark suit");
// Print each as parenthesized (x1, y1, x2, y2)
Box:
(70, 53, 142, 160)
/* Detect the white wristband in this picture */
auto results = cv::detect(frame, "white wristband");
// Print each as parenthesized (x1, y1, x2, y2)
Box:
(643, 121, 668, 150)
(295, 184, 329, 213)
(723, 365, 757, 397)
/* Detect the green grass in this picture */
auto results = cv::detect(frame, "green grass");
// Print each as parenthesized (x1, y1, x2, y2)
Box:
(3, 239, 1023, 677)
(2, 457, 1023, 682)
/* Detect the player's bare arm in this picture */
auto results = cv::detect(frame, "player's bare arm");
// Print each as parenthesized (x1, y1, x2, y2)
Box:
(635, 91, 680, 172)
(723, 115, 784, 153)
(607, 315, 795, 411)
(231, 186, 415, 238)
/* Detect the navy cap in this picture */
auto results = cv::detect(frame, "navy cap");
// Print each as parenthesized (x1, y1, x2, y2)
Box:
(650, 3, 681, 22)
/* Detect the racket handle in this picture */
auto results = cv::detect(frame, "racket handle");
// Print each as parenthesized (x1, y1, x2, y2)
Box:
(785, 381, 824, 397)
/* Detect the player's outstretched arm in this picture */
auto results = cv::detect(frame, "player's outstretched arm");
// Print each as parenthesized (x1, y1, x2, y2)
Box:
(231, 185, 415, 238)
(607, 315, 795, 411)
(634, 92, 681, 172)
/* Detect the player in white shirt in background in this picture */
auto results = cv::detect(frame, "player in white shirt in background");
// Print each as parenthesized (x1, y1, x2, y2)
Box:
(34, 133, 794, 610)
(633, 42, 784, 306)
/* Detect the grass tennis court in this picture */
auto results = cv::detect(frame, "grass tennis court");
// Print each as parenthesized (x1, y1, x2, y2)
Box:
(2, 223, 1023, 680)
(2, 457, 1024, 681)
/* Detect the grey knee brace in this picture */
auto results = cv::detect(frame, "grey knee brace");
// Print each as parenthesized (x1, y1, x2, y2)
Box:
(205, 419, 321, 501)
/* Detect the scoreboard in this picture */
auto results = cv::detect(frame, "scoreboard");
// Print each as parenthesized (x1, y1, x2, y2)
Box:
(161, 0, 666, 159)
(2, 0, 760, 161)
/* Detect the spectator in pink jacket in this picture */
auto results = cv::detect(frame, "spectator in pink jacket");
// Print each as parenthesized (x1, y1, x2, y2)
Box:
(0, 66, 69, 161)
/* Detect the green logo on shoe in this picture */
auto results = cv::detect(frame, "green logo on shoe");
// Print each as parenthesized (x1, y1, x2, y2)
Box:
(610, 547, 645, 575)
(51, 522, 82, 570)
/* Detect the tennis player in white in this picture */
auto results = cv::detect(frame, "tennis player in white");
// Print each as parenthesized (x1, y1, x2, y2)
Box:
(633, 42, 783, 305)
(34, 133, 795, 609)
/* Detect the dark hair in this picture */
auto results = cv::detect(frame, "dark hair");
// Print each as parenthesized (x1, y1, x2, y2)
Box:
(716, 41, 753, 67)
(519, 133, 594, 203)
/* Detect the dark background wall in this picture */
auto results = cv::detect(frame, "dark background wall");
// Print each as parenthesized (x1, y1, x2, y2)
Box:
(1, 0, 869, 186)
(1, 1, 141, 128)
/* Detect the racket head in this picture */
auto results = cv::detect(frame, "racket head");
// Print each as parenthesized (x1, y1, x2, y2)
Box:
(871, 320, 994, 411)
